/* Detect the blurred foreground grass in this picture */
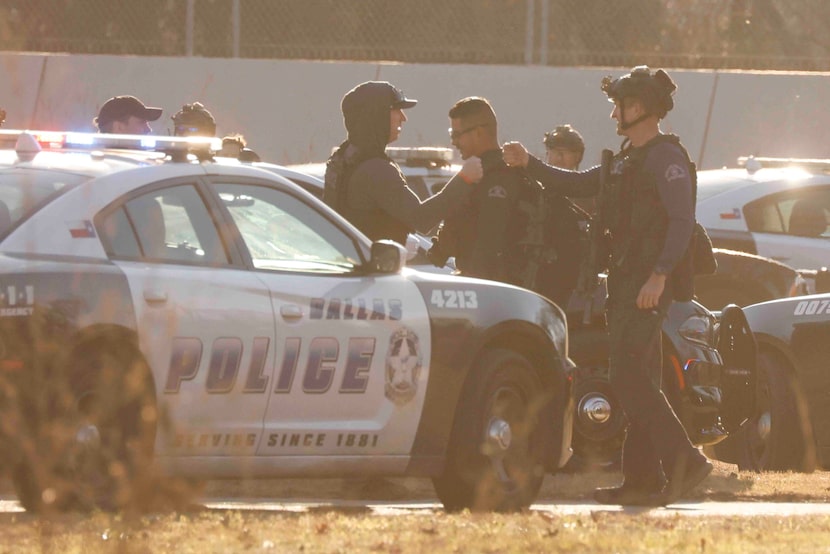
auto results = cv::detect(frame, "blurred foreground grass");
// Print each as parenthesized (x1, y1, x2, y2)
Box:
(2, 462, 830, 554)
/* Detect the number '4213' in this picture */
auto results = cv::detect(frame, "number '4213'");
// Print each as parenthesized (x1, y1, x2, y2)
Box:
(430, 289, 478, 309)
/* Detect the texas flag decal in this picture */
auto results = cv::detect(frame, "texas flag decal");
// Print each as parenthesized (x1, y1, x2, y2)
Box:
(67, 220, 97, 238)
(719, 208, 741, 220)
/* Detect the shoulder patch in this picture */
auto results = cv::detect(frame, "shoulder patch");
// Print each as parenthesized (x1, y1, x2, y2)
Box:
(488, 185, 508, 198)
(665, 163, 688, 182)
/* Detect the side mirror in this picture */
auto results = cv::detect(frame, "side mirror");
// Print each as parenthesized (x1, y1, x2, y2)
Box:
(369, 240, 406, 274)
(816, 267, 830, 294)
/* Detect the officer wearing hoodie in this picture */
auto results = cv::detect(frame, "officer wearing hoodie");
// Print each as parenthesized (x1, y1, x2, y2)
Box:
(324, 81, 482, 246)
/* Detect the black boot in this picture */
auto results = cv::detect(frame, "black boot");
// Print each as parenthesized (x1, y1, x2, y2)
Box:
(593, 481, 664, 506)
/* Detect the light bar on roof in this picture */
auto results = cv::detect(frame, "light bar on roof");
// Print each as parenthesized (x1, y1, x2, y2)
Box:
(386, 146, 454, 167)
(738, 155, 830, 173)
(0, 129, 223, 157)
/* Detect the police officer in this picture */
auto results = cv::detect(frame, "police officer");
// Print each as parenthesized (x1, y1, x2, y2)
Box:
(428, 96, 544, 289)
(324, 81, 482, 247)
(544, 124, 584, 171)
(172, 102, 262, 161)
(503, 66, 712, 506)
(544, 124, 595, 215)
(171, 102, 216, 137)
(93, 95, 163, 135)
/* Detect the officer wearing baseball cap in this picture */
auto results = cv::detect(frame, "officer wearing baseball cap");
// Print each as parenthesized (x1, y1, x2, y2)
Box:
(93, 95, 163, 135)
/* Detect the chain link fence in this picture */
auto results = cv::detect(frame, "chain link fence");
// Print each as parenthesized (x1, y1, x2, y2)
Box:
(1, 0, 829, 70)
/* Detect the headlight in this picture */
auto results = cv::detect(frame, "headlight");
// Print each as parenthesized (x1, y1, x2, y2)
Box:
(678, 314, 715, 347)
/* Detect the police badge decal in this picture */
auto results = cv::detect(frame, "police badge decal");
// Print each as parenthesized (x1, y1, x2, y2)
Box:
(385, 326, 423, 405)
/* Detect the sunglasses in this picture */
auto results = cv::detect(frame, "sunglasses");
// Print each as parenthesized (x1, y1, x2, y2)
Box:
(448, 124, 484, 140)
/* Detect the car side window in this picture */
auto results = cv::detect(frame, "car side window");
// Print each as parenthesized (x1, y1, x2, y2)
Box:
(744, 200, 784, 234)
(212, 182, 362, 273)
(745, 188, 830, 238)
(101, 184, 228, 264)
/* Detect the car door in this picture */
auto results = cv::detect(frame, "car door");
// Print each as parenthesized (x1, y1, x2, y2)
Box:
(99, 180, 276, 459)
(744, 185, 830, 269)
(207, 179, 433, 466)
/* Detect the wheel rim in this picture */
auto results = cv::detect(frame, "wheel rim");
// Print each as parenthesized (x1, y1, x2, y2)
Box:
(745, 367, 772, 468)
(482, 385, 535, 490)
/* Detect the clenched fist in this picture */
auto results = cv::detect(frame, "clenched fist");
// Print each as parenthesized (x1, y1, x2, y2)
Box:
(502, 141, 530, 169)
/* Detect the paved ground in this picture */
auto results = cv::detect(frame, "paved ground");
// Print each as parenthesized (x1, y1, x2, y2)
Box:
(199, 498, 830, 517)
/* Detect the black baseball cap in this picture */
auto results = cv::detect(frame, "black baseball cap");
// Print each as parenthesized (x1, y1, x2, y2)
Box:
(342, 81, 418, 114)
(95, 95, 163, 128)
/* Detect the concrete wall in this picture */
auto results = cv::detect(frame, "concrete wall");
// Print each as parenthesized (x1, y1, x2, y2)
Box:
(2, 52, 828, 170)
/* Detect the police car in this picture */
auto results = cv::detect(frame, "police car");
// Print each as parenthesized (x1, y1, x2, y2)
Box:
(710, 290, 830, 472)
(697, 157, 830, 271)
(0, 130, 573, 513)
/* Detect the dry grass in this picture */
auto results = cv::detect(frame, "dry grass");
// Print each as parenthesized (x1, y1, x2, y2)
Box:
(2, 462, 830, 554)
(202, 460, 830, 504)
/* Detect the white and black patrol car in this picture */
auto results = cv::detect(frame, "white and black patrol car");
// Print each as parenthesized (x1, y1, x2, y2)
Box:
(0, 130, 573, 513)
(710, 287, 830, 473)
(697, 157, 830, 271)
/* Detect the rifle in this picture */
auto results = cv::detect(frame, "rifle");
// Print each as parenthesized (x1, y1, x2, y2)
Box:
(577, 148, 614, 323)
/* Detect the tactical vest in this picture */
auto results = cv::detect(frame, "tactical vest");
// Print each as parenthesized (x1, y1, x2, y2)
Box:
(448, 161, 546, 290)
(325, 151, 410, 246)
(600, 134, 697, 301)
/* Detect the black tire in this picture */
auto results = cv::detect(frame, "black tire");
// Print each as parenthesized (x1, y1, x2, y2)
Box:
(12, 344, 157, 513)
(432, 349, 548, 512)
(723, 349, 816, 472)
(566, 365, 625, 471)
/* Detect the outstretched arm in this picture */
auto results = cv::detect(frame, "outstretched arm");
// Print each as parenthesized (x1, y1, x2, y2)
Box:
(502, 141, 601, 197)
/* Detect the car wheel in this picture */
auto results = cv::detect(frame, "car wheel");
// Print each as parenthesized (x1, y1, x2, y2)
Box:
(726, 349, 816, 472)
(565, 365, 625, 471)
(12, 344, 157, 513)
(432, 349, 547, 512)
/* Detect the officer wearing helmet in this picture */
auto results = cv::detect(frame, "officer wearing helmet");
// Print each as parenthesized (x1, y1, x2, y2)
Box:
(544, 124, 585, 171)
(171, 102, 217, 137)
(543, 123, 594, 214)
(502, 66, 711, 506)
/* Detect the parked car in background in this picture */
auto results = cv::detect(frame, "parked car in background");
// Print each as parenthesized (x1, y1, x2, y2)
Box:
(696, 157, 830, 271)
(694, 248, 809, 310)
(710, 291, 830, 472)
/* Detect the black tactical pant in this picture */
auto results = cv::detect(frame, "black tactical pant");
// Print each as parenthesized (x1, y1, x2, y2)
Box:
(606, 305, 700, 489)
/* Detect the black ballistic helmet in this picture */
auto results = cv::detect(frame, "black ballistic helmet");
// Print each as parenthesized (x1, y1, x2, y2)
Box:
(601, 66, 677, 119)
(172, 102, 217, 137)
(543, 124, 585, 152)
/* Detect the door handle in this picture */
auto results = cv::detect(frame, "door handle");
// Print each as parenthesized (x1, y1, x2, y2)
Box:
(143, 289, 168, 304)
(280, 304, 303, 321)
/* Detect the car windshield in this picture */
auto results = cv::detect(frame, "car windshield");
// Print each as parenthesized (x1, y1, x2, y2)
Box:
(0, 169, 86, 231)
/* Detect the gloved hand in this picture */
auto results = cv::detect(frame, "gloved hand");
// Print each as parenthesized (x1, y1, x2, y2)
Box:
(427, 237, 450, 268)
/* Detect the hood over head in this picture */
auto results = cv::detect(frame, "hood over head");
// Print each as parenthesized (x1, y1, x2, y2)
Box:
(340, 81, 417, 157)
